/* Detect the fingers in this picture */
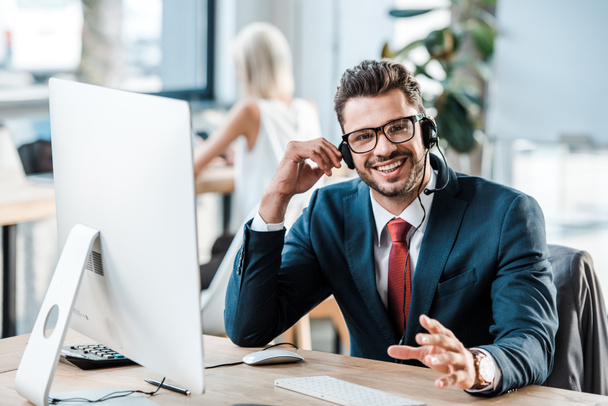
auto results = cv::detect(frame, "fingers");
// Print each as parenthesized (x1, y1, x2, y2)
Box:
(388, 314, 476, 390)
(415, 315, 461, 355)
(416, 331, 462, 354)
(421, 346, 475, 390)
(422, 350, 464, 372)
(387, 345, 425, 361)
(260, 138, 343, 222)
(419, 314, 456, 339)
(435, 368, 475, 390)
(273, 139, 339, 187)
(287, 138, 342, 176)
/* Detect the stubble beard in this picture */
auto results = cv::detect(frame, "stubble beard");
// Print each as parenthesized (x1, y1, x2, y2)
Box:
(356, 152, 426, 199)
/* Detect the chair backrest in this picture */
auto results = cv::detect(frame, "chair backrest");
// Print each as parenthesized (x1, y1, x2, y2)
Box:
(200, 225, 246, 336)
(544, 244, 608, 395)
(199, 197, 305, 336)
(200, 204, 260, 336)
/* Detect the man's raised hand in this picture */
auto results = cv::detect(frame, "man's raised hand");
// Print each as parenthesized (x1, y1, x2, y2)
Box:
(259, 138, 342, 224)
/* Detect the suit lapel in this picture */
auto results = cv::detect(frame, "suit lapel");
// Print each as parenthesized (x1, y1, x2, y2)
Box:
(406, 170, 467, 342)
(343, 181, 398, 345)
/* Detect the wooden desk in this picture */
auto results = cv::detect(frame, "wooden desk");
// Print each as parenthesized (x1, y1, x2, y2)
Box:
(0, 165, 234, 225)
(196, 165, 234, 232)
(0, 166, 234, 338)
(0, 331, 605, 405)
(195, 165, 234, 195)
(0, 170, 55, 338)
(0, 171, 56, 226)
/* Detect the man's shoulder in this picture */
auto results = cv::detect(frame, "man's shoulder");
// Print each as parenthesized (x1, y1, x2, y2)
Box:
(303, 177, 368, 217)
(454, 172, 531, 201)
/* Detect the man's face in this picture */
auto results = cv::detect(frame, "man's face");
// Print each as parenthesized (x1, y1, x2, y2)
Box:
(342, 89, 430, 211)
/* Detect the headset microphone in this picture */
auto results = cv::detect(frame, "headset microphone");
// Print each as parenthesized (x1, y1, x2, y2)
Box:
(416, 115, 449, 196)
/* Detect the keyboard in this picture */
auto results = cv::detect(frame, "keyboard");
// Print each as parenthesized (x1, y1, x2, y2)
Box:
(60, 344, 136, 370)
(275, 375, 425, 406)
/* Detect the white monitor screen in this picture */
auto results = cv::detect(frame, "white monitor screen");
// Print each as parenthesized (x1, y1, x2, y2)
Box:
(49, 78, 204, 394)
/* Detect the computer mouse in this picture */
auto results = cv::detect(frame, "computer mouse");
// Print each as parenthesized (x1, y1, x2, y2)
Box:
(242, 349, 304, 366)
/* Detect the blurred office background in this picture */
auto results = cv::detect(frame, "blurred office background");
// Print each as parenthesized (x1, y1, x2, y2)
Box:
(0, 0, 607, 348)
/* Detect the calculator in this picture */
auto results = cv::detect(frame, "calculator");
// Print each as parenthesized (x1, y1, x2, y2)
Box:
(60, 344, 136, 370)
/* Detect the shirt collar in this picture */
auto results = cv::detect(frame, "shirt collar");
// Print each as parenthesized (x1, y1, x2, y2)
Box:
(370, 168, 437, 246)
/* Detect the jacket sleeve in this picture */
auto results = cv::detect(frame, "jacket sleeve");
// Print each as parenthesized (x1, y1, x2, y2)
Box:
(224, 196, 331, 347)
(482, 194, 558, 395)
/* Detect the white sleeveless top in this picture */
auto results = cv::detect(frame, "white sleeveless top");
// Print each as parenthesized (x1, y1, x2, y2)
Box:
(232, 98, 322, 226)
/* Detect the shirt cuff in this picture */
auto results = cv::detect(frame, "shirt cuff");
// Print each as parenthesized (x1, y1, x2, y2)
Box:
(251, 212, 285, 232)
(465, 348, 502, 394)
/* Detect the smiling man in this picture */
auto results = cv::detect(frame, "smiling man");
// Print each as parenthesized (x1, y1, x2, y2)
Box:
(339, 89, 428, 211)
(224, 59, 558, 396)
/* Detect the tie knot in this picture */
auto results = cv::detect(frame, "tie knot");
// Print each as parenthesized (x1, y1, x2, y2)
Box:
(387, 218, 411, 243)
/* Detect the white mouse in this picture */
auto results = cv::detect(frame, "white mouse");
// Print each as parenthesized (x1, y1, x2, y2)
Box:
(242, 349, 304, 366)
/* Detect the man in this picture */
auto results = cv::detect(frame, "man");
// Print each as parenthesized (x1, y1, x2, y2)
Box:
(224, 59, 558, 396)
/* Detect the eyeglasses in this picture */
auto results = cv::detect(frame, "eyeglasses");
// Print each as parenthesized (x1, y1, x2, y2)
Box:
(341, 114, 425, 154)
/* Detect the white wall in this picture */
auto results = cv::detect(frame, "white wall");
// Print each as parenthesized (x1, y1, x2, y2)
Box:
(214, 0, 395, 143)
(486, 0, 608, 146)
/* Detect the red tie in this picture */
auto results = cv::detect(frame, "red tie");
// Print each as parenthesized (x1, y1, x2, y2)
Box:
(387, 218, 412, 334)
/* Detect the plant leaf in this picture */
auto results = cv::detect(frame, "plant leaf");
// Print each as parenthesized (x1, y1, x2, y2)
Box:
(424, 28, 459, 60)
(381, 42, 394, 59)
(436, 93, 477, 153)
(392, 39, 426, 59)
(389, 9, 434, 18)
(470, 23, 496, 60)
(471, 6, 499, 27)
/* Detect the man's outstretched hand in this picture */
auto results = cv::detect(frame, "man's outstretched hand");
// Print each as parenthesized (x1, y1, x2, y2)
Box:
(387, 315, 476, 390)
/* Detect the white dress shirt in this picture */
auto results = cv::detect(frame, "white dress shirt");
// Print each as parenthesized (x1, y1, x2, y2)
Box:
(370, 171, 436, 307)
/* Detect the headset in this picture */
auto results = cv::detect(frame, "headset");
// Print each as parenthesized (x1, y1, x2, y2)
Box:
(339, 115, 438, 170)
(338, 114, 448, 195)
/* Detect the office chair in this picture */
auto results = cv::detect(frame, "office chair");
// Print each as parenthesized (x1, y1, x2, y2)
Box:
(200, 207, 258, 336)
(543, 244, 608, 396)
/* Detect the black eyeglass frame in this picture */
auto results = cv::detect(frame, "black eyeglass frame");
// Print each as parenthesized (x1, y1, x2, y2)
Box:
(341, 113, 426, 154)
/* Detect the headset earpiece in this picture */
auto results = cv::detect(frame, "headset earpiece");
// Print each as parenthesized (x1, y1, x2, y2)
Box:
(420, 116, 438, 150)
(339, 142, 355, 170)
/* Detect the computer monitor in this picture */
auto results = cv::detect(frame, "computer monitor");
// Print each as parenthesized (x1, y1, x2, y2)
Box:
(4, 116, 54, 183)
(15, 79, 204, 405)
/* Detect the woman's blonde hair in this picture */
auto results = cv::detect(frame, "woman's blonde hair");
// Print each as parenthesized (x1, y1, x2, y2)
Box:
(232, 22, 295, 99)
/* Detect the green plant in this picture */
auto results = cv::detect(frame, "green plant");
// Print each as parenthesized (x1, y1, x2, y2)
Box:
(382, 0, 498, 153)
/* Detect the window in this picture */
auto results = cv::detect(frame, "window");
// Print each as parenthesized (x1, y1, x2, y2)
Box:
(0, 0, 214, 100)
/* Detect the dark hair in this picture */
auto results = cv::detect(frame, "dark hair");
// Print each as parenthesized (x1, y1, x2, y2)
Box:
(334, 59, 425, 131)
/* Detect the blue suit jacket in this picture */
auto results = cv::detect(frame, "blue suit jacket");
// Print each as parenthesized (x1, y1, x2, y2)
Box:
(225, 155, 558, 395)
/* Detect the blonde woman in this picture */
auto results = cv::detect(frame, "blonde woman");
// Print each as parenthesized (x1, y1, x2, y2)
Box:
(194, 22, 322, 226)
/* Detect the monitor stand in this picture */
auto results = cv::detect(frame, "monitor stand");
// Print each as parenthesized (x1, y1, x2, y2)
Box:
(13, 224, 158, 406)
